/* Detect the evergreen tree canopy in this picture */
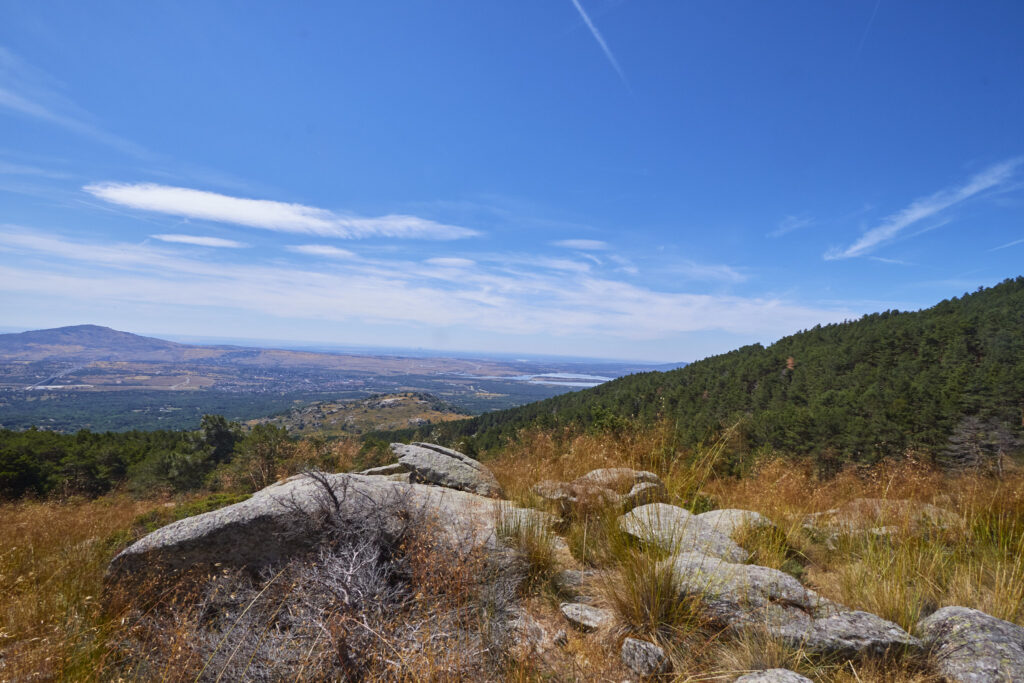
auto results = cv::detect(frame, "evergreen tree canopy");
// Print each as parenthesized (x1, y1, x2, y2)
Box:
(388, 277, 1024, 465)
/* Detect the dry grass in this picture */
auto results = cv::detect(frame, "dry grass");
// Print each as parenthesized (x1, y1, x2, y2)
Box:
(0, 495, 164, 680)
(485, 424, 1024, 679)
(4, 423, 1024, 681)
(496, 505, 559, 593)
(708, 456, 1024, 631)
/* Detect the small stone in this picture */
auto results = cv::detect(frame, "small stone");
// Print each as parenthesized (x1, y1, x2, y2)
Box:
(553, 569, 596, 598)
(560, 602, 612, 632)
(554, 629, 568, 646)
(621, 637, 670, 676)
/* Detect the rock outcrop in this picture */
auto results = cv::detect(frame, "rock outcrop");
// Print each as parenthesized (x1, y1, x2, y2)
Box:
(802, 498, 963, 542)
(392, 442, 504, 498)
(661, 552, 918, 657)
(533, 467, 666, 515)
(619, 503, 749, 562)
(108, 470, 534, 582)
(107, 449, 1000, 680)
(917, 606, 1024, 682)
(696, 508, 775, 539)
(621, 637, 671, 676)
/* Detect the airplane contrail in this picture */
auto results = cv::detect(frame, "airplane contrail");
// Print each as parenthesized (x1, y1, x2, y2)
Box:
(569, 0, 629, 88)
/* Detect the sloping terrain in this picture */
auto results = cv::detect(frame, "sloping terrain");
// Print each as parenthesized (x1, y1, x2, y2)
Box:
(391, 277, 1024, 463)
(249, 392, 471, 437)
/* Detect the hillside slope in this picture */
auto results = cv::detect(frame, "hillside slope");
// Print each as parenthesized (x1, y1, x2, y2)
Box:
(395, 277, 1024, 463)
(0, 325, 191, 361)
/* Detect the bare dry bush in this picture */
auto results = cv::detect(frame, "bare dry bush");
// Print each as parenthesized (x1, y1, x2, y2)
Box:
(101, 472, 527, 681)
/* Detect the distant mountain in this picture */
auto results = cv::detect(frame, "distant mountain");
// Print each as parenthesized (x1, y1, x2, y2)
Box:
(390, 277, 1024, 465)
(0, 325, 192, 361)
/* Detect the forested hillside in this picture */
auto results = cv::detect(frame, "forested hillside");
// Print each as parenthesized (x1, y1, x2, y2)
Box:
(389, 277, 1024, 465)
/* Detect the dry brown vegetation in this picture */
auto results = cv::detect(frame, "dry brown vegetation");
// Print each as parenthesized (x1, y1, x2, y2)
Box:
(487, 423, 1024, 681)
(0, 495, 165, 680)
(2, 423, 1023, 680)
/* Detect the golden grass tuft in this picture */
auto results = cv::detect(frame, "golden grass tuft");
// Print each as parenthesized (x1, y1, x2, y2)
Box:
(0, 495, 166, 679)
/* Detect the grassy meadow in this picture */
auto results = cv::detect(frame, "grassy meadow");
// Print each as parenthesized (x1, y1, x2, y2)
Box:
(2, 423, 1023, 680)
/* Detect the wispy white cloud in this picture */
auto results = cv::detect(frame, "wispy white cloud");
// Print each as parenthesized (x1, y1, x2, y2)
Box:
(0, 159, 70, 179)
(0, 227, 852, 342)
(869, 256, 913, 266)
(0, 48, 148, 157)
(669, 260, 747, 283)
(152, 234, 247, 248)
(286, 244, 357, 259)
(84, 182, 480, 240)
(991, 237, 1024, 251)
(769, 214, 813, 238)
(825, 159, 1022, 259)
(568, 0, 629, 88)
(425, 257, 475, 268)
(552, 238, 608, 250)
(535, 257, 592, 273)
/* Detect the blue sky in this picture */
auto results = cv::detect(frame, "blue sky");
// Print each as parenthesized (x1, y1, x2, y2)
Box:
(1, 1, 1022, 362)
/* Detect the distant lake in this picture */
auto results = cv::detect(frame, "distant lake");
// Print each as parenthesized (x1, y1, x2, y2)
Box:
(471, 372, 613, 388)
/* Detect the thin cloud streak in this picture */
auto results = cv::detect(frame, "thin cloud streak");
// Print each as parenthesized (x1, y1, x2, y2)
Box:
(825, 158, 1022, 259)
(286, 244, 357, 259)
(0, 48, 149, 158)
(553, 238, 608, 250)
(991, 237, 1024, 251)
(425, 257, 475, 268)
(769, 214, 813, 238)
(151, 234, 247, 248)
(0, 159, 71, 179)
(84, 182, 479, 240)
(569, 0, 629, 88)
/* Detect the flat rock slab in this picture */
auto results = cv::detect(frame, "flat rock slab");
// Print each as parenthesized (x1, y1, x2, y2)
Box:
(734, 670, 812, 682)
(696, 509, 775, 539)
(358, 462, 409, 476)
(661, 552, 918, 657)
(392, 442, 504, 498)
(803, 498, 964, 536)
(918, 606, 1024, 682)
(805, 610, 920, 657)
(619, 503, 748, 562)
(108, 472, 520, 582)
(621, 637, 671, 676)
(560, 602, 612, 632)
(533, 468, 667, 516)
(575, 467, 662, 493)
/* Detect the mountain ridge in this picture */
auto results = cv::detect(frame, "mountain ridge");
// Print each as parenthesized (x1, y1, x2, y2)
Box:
(384, 277, 1024, 466)
(0, 324, 196, 362)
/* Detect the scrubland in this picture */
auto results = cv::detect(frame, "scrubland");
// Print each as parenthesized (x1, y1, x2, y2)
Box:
(2, 422, 1023, 681)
